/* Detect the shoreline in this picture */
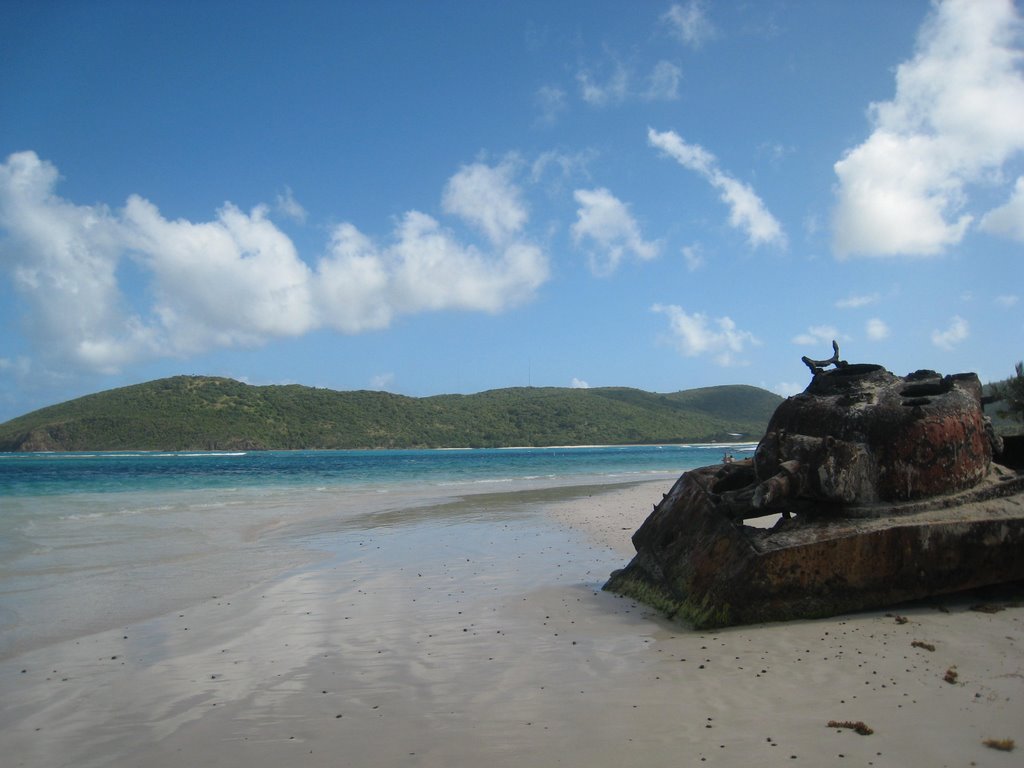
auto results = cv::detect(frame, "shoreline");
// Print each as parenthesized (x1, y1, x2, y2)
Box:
(1, 478, 1020, 767)
(1, 441, 759, 456)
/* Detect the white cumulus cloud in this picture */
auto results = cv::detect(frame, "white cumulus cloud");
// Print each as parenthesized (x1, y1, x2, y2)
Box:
(571, 187, 660, 275)
(0, 151, 156, 373)
(792, 325, 841, 347)
(370, 373, 394, 390)
(833, 0, 1024, 257)
(772, 381, 805, 398)
(530, 149, 595, 187)
(835, 292, 880, 309)
(578, 58, 681, 106)
(570, 377, 590, 389)
(931, 315, 970, 349)
(980, 176, 1024, 241)
(124, 196, 317, 352)
(648, 128, 787, 248)
(866, 318, 890, 340)
(275, 186, 307, 224)
(441, 160, 528, 244)
(653, 304, 759, 366)
(681, 244, 704, 271)
(0, 151, 550, 375)
(643, 61, 682, 101)
(577, 61, 629, 106)
(315, 210, 548, 332)
(313, 222, 395, 333)
(0, 356, 31, 376)
(353, 210, 546, 317)
(662, 1, 716, 48)
(534, 85, 567, 126)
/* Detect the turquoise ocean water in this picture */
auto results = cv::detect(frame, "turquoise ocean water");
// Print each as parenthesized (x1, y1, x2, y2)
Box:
(0, 445, 750, 660)
(0, 444, 747, 496)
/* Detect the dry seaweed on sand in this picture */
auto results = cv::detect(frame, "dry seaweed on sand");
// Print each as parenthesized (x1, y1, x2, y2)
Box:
(943, 666, 959, 684)
(911, 640, 936, 652)
(982, 738, 1015, 751)
(970, 603, 1006, 614)
(827, 720, 874, 736)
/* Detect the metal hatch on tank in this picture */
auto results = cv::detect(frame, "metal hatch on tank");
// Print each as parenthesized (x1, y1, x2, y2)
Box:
(604, 343, 1024, 629)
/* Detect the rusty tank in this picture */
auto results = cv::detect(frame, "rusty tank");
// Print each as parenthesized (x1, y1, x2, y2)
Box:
(604, 344, 1024, 628)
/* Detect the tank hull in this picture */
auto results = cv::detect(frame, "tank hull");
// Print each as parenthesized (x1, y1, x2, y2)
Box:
(604, 461, 1024, 628)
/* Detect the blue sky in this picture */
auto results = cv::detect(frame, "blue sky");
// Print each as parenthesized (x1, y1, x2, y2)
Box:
(1, 0, 1022, 423)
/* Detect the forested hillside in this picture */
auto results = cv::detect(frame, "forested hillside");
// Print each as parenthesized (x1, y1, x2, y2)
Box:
(0, 376, 783, 451)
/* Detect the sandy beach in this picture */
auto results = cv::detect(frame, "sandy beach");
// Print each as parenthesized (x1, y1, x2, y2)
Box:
(1, 479, 1021, 768)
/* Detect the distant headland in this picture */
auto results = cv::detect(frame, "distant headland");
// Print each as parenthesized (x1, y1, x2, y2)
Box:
(0, 376, 783, 452)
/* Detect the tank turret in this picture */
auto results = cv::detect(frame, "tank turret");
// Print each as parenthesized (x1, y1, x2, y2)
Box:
(752, 345, 1001, 508)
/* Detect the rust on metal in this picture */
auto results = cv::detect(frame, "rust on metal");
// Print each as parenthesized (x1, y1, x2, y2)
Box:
(604, 348, 1024, 629)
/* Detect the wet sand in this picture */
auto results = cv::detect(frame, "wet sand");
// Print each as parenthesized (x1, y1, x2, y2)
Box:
(1, 480, 1021, 767)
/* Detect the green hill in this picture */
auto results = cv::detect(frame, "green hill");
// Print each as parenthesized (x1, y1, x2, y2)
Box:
(984, 377, 1024, 437)
(0, 376, 784, 452)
